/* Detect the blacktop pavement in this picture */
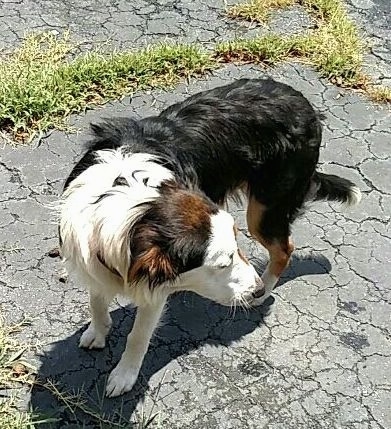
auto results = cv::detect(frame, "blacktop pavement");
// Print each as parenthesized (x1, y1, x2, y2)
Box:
(0, 1, 390, 428)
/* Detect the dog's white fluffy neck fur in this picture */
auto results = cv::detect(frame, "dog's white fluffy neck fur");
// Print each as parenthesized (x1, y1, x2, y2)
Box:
(60, 149, 173, 284)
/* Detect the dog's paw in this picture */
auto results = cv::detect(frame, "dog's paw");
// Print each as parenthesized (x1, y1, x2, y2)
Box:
(251, 291, 273, 307)
(79, 324, 110, 349)
(106, 365, 139, 397)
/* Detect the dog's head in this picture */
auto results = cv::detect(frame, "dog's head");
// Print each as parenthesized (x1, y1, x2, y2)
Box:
(123, 181, 263, 307)
(60, 150, 264, 307)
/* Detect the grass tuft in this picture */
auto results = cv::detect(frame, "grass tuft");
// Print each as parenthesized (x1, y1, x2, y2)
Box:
(216, 35, 298, 65)
(366, 84, 391, 103)
(227, 0, 296, 22)
(225, 0, 390, 100)
(302, 0, 364, 81)
(0, 33, 214, 142)
(224, 0, 364, 81)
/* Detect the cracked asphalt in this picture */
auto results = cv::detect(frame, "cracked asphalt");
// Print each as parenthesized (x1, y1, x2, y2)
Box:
(0, 1, 390, 428)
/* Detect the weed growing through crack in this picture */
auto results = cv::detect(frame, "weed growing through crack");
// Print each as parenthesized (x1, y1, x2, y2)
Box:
(228, 0, 296, 22)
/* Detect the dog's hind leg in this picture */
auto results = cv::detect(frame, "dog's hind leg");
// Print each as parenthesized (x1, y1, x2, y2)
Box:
(246, 196, 294, 305)
(106, 297, 167, 397)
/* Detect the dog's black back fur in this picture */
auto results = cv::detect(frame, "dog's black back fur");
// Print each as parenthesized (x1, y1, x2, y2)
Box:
(65, 78, 350, 243)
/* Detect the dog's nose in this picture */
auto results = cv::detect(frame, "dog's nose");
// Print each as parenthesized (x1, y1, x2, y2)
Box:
(252, 277, 265, 298)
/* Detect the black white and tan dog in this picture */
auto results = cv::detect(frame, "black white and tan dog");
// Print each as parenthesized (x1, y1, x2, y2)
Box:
(58, 78, 361, 397)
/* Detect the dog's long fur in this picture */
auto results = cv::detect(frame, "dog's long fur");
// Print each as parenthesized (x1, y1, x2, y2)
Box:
(59, 78, 361, 397)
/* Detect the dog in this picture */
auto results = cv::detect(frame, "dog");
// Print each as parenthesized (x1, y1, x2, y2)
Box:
(58, 78, 361, 397)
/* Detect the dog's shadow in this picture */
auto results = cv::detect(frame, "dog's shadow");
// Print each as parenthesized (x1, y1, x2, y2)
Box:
(30, 252, 331, 427)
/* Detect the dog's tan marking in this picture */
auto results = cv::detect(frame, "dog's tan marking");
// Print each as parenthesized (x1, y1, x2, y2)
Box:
(128, 245, 175, 286)
(246, 196, 294, 279)
(263, 239, 295, 278)
(233, 224, 251, 265)
(179, 193, 211, 230)
(161, 181, 213, 231)
(246, 196, 266, 242)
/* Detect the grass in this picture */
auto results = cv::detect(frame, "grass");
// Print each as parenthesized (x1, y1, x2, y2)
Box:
(223, 0, 390, 99)
(0, 316, 163, 428)
(216, 34, 299, 65)
(0, 0, 389, 143)
(220, 0, 364, 80)
(0, 317, 55, 428)
(227, 0, 296, 22)
(38, 373, 167, 428)
(300, 0, 364, 82)
(0, 32, 213, 143)
(367, 84, 391, 103)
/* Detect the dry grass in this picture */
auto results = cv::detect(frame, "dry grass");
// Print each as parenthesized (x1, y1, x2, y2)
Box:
(228, 0, 296, 22)
(0, 316, 162, 428)
(0, 318, 34, 392)
(366, 84, 391, 103)
(40, 375, 166, 428)
(0, 317, 55, 428)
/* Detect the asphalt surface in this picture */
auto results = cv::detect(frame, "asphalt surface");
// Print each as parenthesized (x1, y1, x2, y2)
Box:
(0, 1, 390, 428)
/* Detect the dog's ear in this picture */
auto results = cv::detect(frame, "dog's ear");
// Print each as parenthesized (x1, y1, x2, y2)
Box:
(128, 246, 176, 287)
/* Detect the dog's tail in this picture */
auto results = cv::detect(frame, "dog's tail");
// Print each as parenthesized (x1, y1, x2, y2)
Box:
(310, 171, 362, 206)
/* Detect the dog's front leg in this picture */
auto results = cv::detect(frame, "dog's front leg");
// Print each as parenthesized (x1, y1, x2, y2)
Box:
(106, 297, 167, 397)
(79, 288, 114, 349)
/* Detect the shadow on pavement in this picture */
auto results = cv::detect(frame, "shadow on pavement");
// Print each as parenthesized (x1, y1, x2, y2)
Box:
(30, 252, 331, 427)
